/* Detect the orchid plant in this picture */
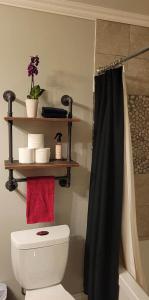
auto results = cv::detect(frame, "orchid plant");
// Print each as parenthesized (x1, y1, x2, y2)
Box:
(27, 55, 45, 100)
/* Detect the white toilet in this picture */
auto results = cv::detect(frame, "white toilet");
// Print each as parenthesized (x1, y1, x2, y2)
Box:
(11, 225, 75, 299)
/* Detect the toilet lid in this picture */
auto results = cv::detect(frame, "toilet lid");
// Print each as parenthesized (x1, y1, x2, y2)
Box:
(25, 284, 75, 300)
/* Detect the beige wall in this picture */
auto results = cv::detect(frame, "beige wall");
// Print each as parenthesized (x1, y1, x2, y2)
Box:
(0, 5, 94, 299)
(95, 19, 149, 240)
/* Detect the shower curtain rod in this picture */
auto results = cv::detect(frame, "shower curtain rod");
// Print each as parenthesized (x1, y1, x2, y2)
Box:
(97, 46, 149, 75)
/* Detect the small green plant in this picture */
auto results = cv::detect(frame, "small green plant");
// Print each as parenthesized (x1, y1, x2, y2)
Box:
(27, 55, 45, 100)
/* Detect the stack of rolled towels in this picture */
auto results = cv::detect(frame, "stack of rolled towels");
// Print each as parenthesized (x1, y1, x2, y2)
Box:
(19, 134, 50, 164)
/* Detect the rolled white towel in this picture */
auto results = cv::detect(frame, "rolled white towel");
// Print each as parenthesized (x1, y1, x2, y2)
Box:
(35, 148, 50, 163)
(19, 148, 35, 163)
(28, 133, 44, 149)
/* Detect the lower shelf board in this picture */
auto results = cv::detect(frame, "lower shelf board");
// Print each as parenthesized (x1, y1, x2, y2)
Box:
(4, 160, 79, 170)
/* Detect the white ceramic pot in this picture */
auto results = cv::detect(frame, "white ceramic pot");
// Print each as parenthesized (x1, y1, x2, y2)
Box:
(28, 134, 44, 149)
(35, 148, 50, 163)
(25, 99, 38, 118)
(19, 148, 35, 163)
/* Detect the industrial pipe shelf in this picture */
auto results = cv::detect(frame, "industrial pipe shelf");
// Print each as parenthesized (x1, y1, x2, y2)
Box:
(3, 90, 79, 191)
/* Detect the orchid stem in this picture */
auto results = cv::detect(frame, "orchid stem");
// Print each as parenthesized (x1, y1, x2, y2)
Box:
(30, 75, 34, 96)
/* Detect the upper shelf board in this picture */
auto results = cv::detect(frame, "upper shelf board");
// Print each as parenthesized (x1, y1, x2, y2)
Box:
(4, 117, 80, 122)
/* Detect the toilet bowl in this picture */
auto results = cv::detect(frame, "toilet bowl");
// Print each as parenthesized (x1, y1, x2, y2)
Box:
(11, 225, 75, 299)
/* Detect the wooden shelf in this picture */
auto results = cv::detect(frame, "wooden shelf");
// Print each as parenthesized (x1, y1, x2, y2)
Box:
(4, 117, 80, 122)
(5, 160, 79, 170)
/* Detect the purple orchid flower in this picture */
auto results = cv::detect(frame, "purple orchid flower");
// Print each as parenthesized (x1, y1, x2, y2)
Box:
(27, 55, 39, 77)
(27, 55, 45, 99)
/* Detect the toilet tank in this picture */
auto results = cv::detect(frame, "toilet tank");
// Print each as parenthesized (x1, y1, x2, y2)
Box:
(11, 225, 70, 290)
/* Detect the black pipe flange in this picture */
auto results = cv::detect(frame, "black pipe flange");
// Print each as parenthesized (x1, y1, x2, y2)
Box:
(3, 90, 16, 102)
(5, 179, 18, 191)
(61, 95, 73, 107)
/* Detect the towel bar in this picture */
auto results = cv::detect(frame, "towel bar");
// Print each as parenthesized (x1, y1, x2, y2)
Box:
(5, 172, 69, 191)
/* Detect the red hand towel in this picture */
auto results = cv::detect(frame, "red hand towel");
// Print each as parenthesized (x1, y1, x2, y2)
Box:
(26, 177, 55, 224)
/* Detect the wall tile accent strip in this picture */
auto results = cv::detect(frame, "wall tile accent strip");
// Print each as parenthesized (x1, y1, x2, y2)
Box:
(128, 95, 149, 174)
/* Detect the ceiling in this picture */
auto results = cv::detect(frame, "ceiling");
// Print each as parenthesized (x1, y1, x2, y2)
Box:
(73, 0, 149, 15)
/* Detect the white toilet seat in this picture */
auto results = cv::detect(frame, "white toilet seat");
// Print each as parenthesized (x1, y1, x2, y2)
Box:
(25, 284, 75, 300)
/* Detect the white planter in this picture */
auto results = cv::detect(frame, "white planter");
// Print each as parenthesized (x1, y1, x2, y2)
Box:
(25, 98, 38, 118)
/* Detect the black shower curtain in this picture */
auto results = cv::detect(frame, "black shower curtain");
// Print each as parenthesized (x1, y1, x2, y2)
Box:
(84, 67, 124, 300)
